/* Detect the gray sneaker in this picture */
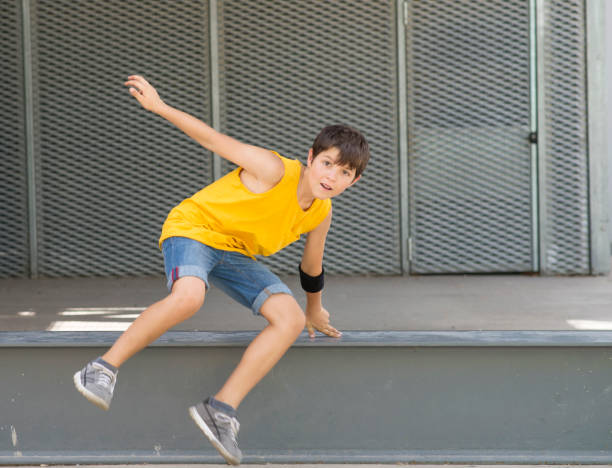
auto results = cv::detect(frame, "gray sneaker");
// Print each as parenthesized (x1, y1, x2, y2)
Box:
(73, 359, 117, 410)
(189, 399, 242, 465)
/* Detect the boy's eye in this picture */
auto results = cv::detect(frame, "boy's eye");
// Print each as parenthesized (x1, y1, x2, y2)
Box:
(323, 161, 331, 166)
(343, 170, 351, 176)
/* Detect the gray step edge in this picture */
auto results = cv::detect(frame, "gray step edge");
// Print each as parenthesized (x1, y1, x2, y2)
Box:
(2, 449, 612, 464)
(2, 330, 612, 347)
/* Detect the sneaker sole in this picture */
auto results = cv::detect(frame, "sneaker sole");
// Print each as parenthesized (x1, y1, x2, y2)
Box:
(188, 405, 241, 465)
(73, 371, 110, 411)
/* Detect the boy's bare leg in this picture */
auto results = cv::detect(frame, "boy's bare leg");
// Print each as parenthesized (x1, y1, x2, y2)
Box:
(102, 276, 206, 368)
(214, 293, 305, 409)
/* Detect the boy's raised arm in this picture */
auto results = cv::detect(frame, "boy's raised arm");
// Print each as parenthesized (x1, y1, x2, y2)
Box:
(124, 75, 283, 184)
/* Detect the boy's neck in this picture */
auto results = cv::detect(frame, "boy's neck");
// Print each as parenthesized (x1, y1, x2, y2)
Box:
(296, 165, 316, 211)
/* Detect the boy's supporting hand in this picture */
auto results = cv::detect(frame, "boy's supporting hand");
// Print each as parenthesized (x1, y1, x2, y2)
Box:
(124, 75, 166, 114)
(305, 306, 342, 339)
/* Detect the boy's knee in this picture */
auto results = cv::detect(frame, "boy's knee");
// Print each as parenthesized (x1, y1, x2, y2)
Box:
(287, 306, 306, 333)
(261, 294, 305, 335)
(169, 276, 206, 317)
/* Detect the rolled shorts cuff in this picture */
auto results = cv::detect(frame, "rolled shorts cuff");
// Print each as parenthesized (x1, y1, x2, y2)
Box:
(251, 283, 294, 316)
(166, 265, 210, 292)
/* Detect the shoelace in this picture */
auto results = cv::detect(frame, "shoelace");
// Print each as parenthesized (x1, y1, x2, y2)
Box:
(94, 367, 114, 389)
(216, 413, 240, 441)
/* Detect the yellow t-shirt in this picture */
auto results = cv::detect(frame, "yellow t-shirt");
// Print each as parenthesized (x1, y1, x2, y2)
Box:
(159, 153, 331, 258)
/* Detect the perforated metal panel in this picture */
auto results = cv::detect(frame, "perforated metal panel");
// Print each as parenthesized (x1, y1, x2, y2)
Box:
(217, 0, 400, 275)
(539, 0, 589, 274)
(8, 0, 594, 280)
(30, 1, 212, 276)
(406, 0, 533, 273)
(0, 0, 28, 278)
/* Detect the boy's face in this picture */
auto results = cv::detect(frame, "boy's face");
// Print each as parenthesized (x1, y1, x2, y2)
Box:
(307, 147, 361, 199)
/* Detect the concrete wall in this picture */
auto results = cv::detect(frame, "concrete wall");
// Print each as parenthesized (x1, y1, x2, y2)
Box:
(4, 331, 612, 464)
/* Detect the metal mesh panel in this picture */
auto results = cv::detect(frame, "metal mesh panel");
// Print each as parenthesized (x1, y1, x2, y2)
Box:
(217, 0, 400, 275)
(0, 0, 29, 278)
(30, 0, 212, 276)
(406, 0, 533, 273)
(539, 0, 589, 274)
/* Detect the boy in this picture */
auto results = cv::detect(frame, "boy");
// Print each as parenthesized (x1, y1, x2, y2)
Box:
(73, 75, 369, 465)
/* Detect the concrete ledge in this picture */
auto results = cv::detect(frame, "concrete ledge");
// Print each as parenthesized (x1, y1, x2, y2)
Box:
(4, 333, 612, 464)
(3, 449, 612, 465)
(3, 330, 612, 347)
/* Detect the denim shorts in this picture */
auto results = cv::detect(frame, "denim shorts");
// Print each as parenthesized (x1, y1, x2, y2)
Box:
(161, 236, 293, 315)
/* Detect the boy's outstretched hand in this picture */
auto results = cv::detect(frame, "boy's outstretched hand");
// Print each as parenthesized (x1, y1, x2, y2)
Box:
(124, 75, 165, 114)
(305, 306, 342, 339)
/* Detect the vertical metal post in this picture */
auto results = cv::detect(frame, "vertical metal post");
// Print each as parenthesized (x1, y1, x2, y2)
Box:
(586, 0, 610, 274)
(209, 0, 221, 180)
(529, 0, 540, 272)
(22, 0, 38, 278)
(535, 0, 549, 274)
(396, 0, 410, 274)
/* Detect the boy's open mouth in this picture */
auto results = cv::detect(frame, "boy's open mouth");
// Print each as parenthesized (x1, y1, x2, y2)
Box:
(321, 183, 332, 191)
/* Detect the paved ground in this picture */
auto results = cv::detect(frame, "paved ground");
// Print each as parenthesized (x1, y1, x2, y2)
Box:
(2, 465, 606, 468)
(3, 465, 607, 468)
(2, 262, 612, 332)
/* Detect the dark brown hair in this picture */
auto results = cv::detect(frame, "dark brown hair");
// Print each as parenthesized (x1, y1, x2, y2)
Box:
(311, 125, 370, 178)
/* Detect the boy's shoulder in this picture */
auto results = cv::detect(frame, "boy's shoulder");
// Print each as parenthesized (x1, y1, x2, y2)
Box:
(272, 151, 303, 177)
(272, 151, 297, 165)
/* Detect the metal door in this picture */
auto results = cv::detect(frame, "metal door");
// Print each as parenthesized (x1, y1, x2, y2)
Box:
(406, 0, 535, 273)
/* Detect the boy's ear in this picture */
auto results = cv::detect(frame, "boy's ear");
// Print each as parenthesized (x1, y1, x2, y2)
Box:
(307, 148, 314, 166)
(349, 174, 361, 186)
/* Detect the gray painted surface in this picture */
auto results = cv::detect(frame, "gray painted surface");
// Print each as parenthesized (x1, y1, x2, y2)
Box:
(3, 271, 612, 332)
(3, 454, 612, 465)
(397, 0, 410, 275)
(607, 0, 612, 250)
(6, 466, 612, 468)
(2, 343, 612, 463)
(22, 0, 36, 278)
(587, 0, 610, 274)
(4, 330, 612, 348)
